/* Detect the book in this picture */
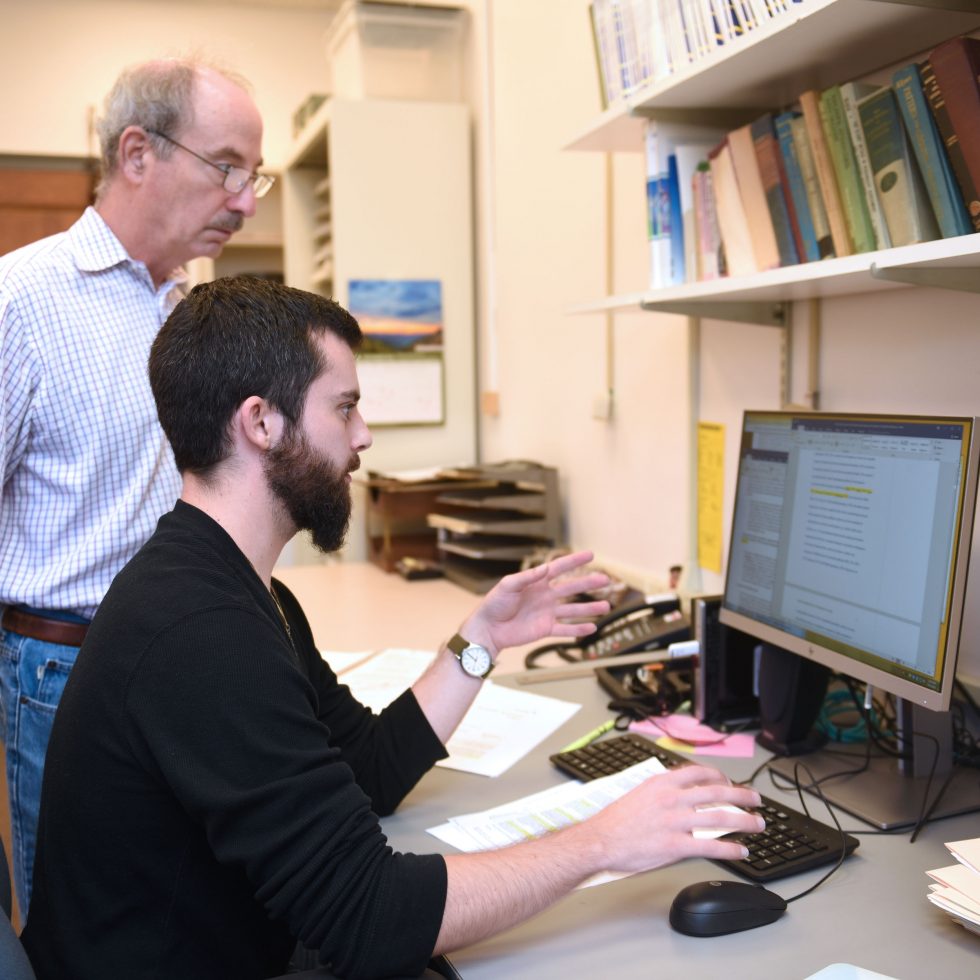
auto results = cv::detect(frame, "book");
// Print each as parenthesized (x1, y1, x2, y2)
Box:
(692, 160, 725, 279)
(925, 36, 980, 232)
(587, 4, 610, 110)
(818, 84, 877, 253)
(857, 85, 938, 247)
(707, 137, 758, 277)
(840, 81, 891, 250)
(894, 61, 975, 237)
(727, 122, 781, 270)
(589, 0, 621, 106)
(774, 112, 823, 262)
(663, 0, 692, 74)
(645, 122, 672, 289)
(645, 121, 724, 288)
(674, 142, 718, 282)
(644, 0, 673, 82)
(799, 89, 852, 256)
(666, 153, 685, 284)
(750, 113, 801, 266)
(787, 115, 835, 259)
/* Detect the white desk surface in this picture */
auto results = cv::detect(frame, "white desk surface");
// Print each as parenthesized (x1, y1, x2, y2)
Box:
(274, 562, 980, 979)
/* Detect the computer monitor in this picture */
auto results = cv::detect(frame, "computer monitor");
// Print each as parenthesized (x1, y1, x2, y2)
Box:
(720, 411, 980, 829)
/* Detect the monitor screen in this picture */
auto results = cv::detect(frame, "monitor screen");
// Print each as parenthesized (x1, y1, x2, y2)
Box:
(719, 411, 980, 828)
(721, 412, 979, 713)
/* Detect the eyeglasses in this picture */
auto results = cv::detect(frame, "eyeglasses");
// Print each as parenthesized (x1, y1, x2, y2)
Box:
(147, 130, 276, 199)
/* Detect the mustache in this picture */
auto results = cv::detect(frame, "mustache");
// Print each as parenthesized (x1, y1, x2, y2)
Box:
(348, 456, 360, 474)
(209, 214, 245, 233)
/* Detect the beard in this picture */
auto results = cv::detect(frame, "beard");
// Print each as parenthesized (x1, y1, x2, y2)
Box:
(263, 428, 356, 554)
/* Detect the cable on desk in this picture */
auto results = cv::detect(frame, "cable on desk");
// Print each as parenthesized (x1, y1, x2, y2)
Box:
(777, 761, 850, 905)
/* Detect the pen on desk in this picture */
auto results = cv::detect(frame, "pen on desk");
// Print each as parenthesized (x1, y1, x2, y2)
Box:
(559, 719, 615, 753)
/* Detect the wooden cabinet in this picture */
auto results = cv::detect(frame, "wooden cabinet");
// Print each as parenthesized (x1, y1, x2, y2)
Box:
(0, 164, 93, 256)
(360, 474, 489, 573)
(429, 462, 564, 594)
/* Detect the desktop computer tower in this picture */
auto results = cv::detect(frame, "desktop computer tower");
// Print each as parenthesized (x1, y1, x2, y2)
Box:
(691, 595, 760, 729)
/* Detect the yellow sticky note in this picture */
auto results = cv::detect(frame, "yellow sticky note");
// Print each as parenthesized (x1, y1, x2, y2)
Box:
(698, 422, 725, 573)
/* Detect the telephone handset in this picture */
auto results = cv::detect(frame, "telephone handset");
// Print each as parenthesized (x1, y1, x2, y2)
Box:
(523, 595, 692, 669)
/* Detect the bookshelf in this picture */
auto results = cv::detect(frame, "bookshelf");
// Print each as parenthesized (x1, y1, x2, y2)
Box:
(571, 0, 980, 324)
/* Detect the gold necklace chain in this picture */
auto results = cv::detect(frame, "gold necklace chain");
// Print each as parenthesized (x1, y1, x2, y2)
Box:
(269, 583, 293, 646)
(246, 553, 295, 651)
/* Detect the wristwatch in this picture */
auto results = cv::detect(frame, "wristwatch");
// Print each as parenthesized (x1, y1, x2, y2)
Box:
(447, 633, 495, 679)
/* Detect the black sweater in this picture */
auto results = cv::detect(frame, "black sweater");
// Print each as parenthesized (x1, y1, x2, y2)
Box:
(23, 501, 448, 979)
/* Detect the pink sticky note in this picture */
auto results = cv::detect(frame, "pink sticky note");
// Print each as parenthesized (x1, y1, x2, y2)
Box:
(629, 715, 757, 759)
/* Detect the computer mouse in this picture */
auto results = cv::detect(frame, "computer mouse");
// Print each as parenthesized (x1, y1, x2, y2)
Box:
(669, 879, 787, 937)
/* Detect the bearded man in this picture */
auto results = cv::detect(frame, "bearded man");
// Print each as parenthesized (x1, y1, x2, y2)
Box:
(22, 277, 762, 980)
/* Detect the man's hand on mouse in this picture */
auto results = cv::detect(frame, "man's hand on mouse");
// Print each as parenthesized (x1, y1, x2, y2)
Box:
(576, 765, 764, 875)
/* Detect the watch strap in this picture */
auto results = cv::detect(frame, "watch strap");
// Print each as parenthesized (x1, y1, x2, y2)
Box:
(447, 633, 469, 657)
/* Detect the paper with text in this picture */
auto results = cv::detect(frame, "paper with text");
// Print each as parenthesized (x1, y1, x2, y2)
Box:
(337, 647, 581, 777)
(427, 755, 741, 887)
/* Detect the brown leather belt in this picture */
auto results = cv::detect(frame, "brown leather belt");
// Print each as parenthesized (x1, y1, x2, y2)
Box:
(1, 607, 89, 647)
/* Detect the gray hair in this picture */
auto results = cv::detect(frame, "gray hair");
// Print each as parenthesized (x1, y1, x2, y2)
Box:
(94, 57, 251, 198)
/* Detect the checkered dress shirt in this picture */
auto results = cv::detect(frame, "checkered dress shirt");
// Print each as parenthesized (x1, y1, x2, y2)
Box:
(0, 207, 185, 618)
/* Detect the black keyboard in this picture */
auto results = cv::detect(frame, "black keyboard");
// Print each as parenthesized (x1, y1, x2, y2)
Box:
(550, 732, 859, 883)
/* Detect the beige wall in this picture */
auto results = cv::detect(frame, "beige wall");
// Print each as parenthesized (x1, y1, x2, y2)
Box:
(2, 0, 978, 687)
(0, 0, 334, 169)
(482, 0, 980, 687)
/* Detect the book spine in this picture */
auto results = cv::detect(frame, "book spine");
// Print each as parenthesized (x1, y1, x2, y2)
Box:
(727, 122, 781, 270)
(818, 85, 876, 253)
(920, 51, 980, 233)
(674, 144, 716, 283)
(693, 162, 724, 279)
(667, 153, 685, 285)
(775, 112, 821, 262)
(858, 87, 938, 247)
(609, 0, 633, 97)
(840, 83, 891, 249)
(708, 138, 758, 277)
(799, 89, 852, 256)
(644, 0, 667, 80)
(750, 114, 801, 266)
(645, 124, 670, 289)
(894, 61, 976, 236)
(789, 115, 834, 258)
(587, 3, 610, 110)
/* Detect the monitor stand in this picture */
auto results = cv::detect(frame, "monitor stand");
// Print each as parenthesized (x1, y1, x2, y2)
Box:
(765, 701, 980, 831)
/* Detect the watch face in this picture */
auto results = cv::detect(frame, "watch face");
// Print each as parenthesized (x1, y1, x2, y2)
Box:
(461, 644, 491, 677)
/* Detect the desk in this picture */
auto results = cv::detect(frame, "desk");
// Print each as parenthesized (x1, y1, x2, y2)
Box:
(273, 561, 534, 672)
(276, 563, 980, 979)
(385, 673, 980, 980)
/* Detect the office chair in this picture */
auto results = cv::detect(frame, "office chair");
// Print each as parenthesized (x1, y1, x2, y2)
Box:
(0, 839, 35, 980)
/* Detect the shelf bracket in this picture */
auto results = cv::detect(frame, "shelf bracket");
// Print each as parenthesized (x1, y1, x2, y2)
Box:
(639, 299, 788, 327)
(869, 263, 980, 294)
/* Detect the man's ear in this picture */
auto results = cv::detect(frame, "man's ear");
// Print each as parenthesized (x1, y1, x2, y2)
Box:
(116, 126, 153, 184)
(237, 396, 283, 453)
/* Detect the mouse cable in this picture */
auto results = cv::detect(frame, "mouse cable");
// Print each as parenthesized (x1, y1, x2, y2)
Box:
(778, 760, 850, 905)
(734, 758, 852, 904)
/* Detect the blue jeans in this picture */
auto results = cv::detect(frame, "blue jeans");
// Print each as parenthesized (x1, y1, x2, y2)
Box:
(0, 629, 78, 920)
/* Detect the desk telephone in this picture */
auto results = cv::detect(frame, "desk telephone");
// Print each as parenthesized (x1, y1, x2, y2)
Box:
(524, 595, 691, 668)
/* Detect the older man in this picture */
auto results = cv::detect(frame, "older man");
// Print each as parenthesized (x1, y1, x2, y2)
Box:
(0, 57, 271, 916)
